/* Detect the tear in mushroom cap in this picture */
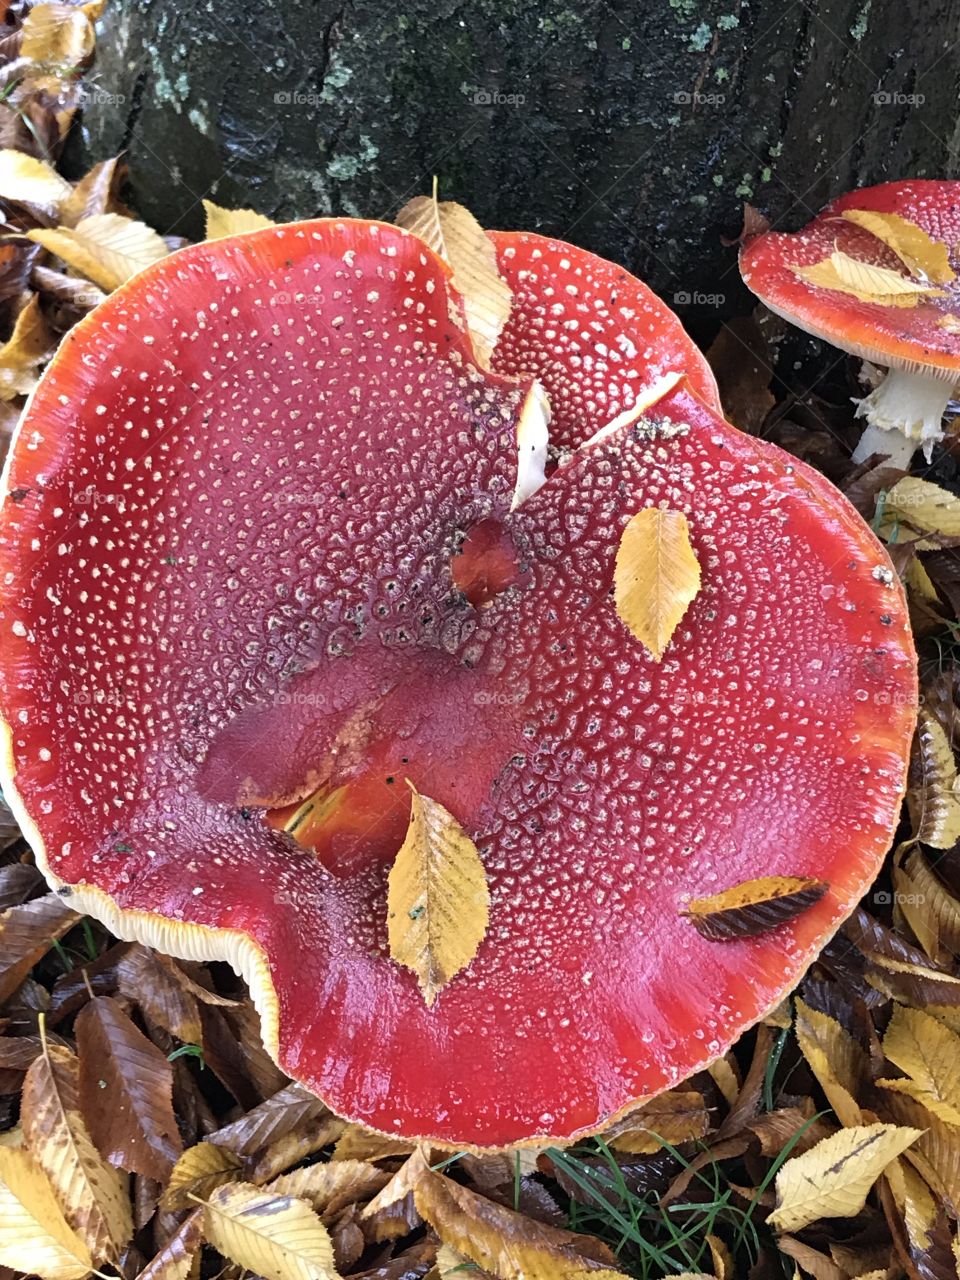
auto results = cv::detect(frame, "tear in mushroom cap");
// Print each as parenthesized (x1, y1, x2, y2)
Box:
(0, 218, 916, 1148)
(739, 180, 960, 377)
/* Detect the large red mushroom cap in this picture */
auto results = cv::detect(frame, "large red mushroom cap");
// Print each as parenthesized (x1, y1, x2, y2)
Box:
(0, 217, 916, 1148)
(740, 180, 960, 466)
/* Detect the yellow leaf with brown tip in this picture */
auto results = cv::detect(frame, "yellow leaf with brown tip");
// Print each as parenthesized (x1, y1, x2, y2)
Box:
(203, 200, 276, 241)
(614, 508, 701, 661)
(794, 998, 866, 1128)
(396, 192, 511, 368)
(841, 208, 956, 284)
(387, 785, 489, 1006)
(768, 1123, 922, 1232)
(792, 251, 946, 307)
(683, 876, 828, 942)
(27, 214, 169, 292)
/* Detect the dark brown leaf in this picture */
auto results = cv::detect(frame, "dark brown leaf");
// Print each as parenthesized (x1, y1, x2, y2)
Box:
(116, 946, 202, 1046)
(0, 892, 79, 1003)
(76, 994, 182, 1181)
(133, 1208, 202, 1280)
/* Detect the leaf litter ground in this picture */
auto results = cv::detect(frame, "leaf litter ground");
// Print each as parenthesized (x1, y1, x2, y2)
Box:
(2, 8, 960, 1280)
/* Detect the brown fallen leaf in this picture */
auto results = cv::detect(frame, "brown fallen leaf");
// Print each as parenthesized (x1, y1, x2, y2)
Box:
(0, 893, 78, 1004)
(793, 998, 866, 1127)
(768, 1123, 922, 1232)
(776, 1235, 846, 1280)
(683, 877, 828, 942)
(360, 1153, 423, 1242)
(614, 507, 701, 662)
(266, 1159, 391, 1218)
(161, 1141, 243, 1213)
(115, 946, 203, 1046)
(203, 1081, 331, 1160)
(331, 1124, 415, 1164)
(245, 1113, 345, 1184)
(601, 1090, 710, 1155)
(907, 709, 960, 849)
(747, 1106, 834, 1157)
(21, 1032, 132, 1262)
(410, 1148, 617, 1279)
(75, 995, 182, 1181)
(59, 156, 128, 228)
(387, 783, 490, 1006)
(133, 1208, 202, 1280)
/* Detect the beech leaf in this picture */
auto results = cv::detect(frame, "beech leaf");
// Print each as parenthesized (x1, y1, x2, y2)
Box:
(0, 893, 79, 1003)
(133, 1208, 203, 1280)
(0, 294, 56, 401)
(601, 1090, 710, 1155)
(20, 2, 95, 67)
(840, 208, 956, 284)
(614, 507, 701, 661)
(59, 156, 126, 228)
(266, 1159, 391, 1217)
(387, 783, 490, 1006)
(27, 214, 170, 292)
(75, 995, 182, 1181)
(792, 251, 946, 307)
(396, 191, 512, 368)
(768, 1123, 922, 1232)
(793, 998, 866, 1128)
(683, 876, 828, 942)
(886, 476, 960, 538)
(161, 1141, 243, 1212)
(200, 1180, 338, 1280)
(0, 149, 73, 213)
(21, 1036, 133, 1262)
(877, 1004, 960, 1126)
(0, 1142, 93, 1280)
(203, 200, 276, 240)
(908, 709, 960, 849)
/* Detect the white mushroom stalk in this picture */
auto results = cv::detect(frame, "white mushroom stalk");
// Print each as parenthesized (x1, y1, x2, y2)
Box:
(852, 366, 956, 467)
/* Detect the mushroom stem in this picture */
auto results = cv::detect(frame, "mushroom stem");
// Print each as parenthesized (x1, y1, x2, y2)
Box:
(852, 366, 954, 466)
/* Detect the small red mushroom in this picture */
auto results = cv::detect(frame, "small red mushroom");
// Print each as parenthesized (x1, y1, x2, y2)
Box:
(0, 217, 916, 1148)
(740, 180, 960, 469)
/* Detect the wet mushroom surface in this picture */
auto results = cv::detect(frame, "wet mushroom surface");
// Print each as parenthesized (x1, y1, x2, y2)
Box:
(0, 218, 917, 1147)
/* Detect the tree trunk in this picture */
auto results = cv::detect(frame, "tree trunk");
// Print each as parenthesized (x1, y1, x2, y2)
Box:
(82, 0, 960, 337)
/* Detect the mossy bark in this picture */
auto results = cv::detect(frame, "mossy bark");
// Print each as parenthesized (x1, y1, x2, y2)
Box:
(83, 0, 960, 334)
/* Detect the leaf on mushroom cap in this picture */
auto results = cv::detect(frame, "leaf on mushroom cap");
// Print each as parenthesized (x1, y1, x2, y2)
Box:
(740, 180, 960, 376)
(0, 218, 916, 1147)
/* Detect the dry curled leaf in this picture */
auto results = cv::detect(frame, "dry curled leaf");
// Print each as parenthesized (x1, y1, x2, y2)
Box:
(267, 1160, 391, 1218)
(59, 156, 127, 228)
(908, 709, 960, 849)
(203, 199, 276, 240)
(396, 191, 511, 368)
(200, 1180, 338, 1280)
(792, 251, 946, 306)
(387, 783, 490, 1006)
(133, 1208, 203, 1280)
(75, 995, 182, 1181)
(27, 213, 169, 292)
(21, 1035, 132, 1262)
(768, 1123, 922, 1232)
(116, 945, 203, 1045)
(614, 507, 701, 661)
(203, 1082, 331, 1161)
(683, 876, 828, 942)
(0, 1141, 93, 1279)
(840, 208, 955, 284)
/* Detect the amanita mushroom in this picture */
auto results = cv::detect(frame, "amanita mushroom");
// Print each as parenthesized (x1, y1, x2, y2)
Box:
(0, 217, 916, 1148)
(740, 180, 960, 468)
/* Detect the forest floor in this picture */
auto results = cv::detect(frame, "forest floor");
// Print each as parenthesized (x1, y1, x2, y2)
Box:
(2, 8, 960, 1280)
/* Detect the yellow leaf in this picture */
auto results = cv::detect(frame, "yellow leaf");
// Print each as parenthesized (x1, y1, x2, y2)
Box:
(387, 783, 490, 1006)
(0, 149, 72, 212)
(134, 1209, 203, 1280)
(161, 1141, 242, 1212)
(203, 200, 276, 241)
(331, 1125, 415, 1164)
(21, 1038, 132, 1263)
(396, 191, 512, 368)
(602, 1090, 710, 1155)
(614, 508, 701, 661)
(27, 214, 169, 292)
(0, 1143, 93, 1280)
(683, 876, 827, 942)
(899, 1160, 937, 1257)
(885, 476, 960, 537)
(266, 1160, 391, 1217)
(793, 999, 865, 1128)
(705, 1234, 733, 1280)
(792, 251, 946, 307)
(907, 709, 960, 849)
(0, 294, 55, 401)
(877, 1005, 960, 1127)
(707, 1055, 740, 1106)
(898, 847, 960, 955)
(20, 2, 94, 67)
(767, 1123, 922, 1232)
(841, 209, 956, 284)
(201, 1181, 338, 1280)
